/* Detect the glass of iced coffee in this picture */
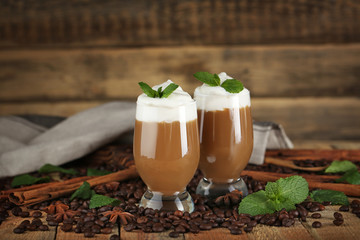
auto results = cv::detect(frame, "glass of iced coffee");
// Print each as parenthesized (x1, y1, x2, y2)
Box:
(133, 80, 199, 212)
(194, 72, 253, 198)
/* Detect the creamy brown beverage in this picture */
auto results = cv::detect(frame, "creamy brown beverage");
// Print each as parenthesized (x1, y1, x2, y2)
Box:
(134, 119, 199, 195)
(134, 80, 199, 211)
(197, 107, 253, 182)
(194, 72, 253, 198)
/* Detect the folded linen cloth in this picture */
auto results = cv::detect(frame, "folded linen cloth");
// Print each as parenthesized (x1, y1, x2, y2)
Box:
(0, 101, 292, 177)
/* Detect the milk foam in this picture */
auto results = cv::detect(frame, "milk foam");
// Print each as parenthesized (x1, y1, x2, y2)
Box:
(136, 80, 197, 122)
(194, 72, 251, 111)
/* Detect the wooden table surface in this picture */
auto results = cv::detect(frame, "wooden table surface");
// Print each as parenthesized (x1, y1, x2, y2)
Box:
(0, 140, 359, 240)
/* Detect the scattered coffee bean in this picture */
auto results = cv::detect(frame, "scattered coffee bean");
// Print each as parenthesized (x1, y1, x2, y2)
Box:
(311, 213, 321, 219)
(312, 221, 322, 228)
(84, 231, 95, 238)
(333, 219, 344, 226)
(19, 211, 30, 218)
(244, 226, 253, 233)
(339, 205, 349, 212)
(11, 207, 22, 216)
(152, 223, 164, 232)
(32, 211, 42, 218)
(169, 231, 180, 238)
(61, 223, 73, 232)
(39, 225, 49, 231)
(13, 227, 25, 234)
(199, 223, 212, 230)
(230, 227, 242, 235)
(334, 212, 343, 220)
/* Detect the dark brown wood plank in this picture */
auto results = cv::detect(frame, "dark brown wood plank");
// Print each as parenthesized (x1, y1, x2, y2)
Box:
(1, 45, 360, 100)
(0, 97, 359, 140)
(1, 0, 360, 48)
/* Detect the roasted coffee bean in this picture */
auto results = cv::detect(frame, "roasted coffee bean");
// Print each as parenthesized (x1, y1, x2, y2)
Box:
(20, 220, 30, 226)
(94, 219, 104, 227)
(282, 218, 295, 227)
(244, 226, 253, 233)
(92, 225, 101, 234)
(169, 231, 180, 238)
(352, 208, 360, 214)
(189, 224, 200, 233)
(74, 226, 82, 233)
(199, 223, 212, 230)
(61, 223, 73, 232)
(84, 231, 95, 238)
(311, 213, 321, 219)
(39, 225, 49, 231)
(309, 206, 320, 212)
(11, 207, 22, 216)
(84, 216, 95, 222)
(230, 227, 242, 235)
(110, 234, 119, 240)
(318, 204, 325, 211)
(339, 205, 349, 212)
(19, 211, 30, 218)
(174, 210, 183, 218)
(333, 219, 344, 226)
(296, 205, 308, 217)
(124, 223, 135, 232)
(334, 212, 343, 220)
(27, 224, 37, 231)
(175, 225, 186, 233)
(312, 221, 322, 228)
(152, 223, 164, 232)
(32, 211, 42, 218)
(351, 200, 360, 208)
(105, 222, 114, 228)
(322, 201, 332, 206)
(289, 210, 299, 218)
(84, 221, 94, 228)
(144, 208, 155, 216)
(48, 220, 59, 226)
(13, 227, 25, 234)
(190, 211, 202, 219)
(221, 221, 231, 228)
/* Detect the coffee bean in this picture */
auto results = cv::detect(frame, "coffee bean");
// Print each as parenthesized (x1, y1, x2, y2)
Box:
(289, 210, 299, 218)
(175, 225, 186, 233)
(174, 210, 183, 218)
(282, 218, 295, 227)
(230, 227, 242, 235)
(351, 200, 360, 208)
(27, 224, 37, 231)
(19, 211, 30, 218)
(244, 226, 253, 233)
(11, 207, 22, 216)
(312, 221, 322, 228)
(334, 212, 343, 220)
(169, 231, 180, 238)
(199, 223, 212, 230)
(48, 220, 59, 226)
(311, 213, 321, 219)
(332, 219, 344, 226)
(84, 231, 95, 238)
(13, 227, 25, 234)
(152, 223, 164, 232)
(74, 226, 82, 233)
(339, 205, 349, 212)
(190, 211, 202, 219)
(309, 206, 320, 212)
(61, 223, 73, 232)
(32, 211, 42, 218)
(39, 225, 49, 231)
(92, 225, 101, 234)
(20, 220, 30, 226)
(322, 201, 332, 206)
(110, 234, 119, 240)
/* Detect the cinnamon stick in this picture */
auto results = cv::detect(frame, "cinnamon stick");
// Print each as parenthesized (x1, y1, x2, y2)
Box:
(266, 149, 360, 161)
(242, 170, 360, 197)
(8, 166, 138, 206)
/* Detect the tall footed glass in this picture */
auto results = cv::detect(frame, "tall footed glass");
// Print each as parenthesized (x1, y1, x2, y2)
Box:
(194, 90, 253, 199)
(133, 101, 199, 212)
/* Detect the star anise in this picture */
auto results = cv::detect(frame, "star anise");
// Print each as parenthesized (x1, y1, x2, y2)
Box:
(102, 206, 134, 225)
(44, 201, 80, 222)
(214, 190, 243, 207)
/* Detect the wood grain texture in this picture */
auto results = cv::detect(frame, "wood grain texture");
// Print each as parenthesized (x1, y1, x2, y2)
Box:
(120, 229, 183, 240)
(0, 98, 359, 140)
(1, 45, 360, 101)
(185, 228, 248, 240)
(1, 0, 360, 48)
(56, 223, 118, 239)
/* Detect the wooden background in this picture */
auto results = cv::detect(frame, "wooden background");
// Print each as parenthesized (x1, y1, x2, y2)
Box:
(0, 0, 360, 141)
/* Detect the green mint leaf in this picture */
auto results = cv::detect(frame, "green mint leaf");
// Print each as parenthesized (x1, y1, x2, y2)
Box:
(310, 189, 349, 205)
(221, 79, 244, 93)
(138, 82, 157, 98)
(87, 168, 112, 176)
(193, 72, 220, 86)
(238, 190, 275, 216)
(11, 174, 50, 187)
(336, 169, 360, 185)
(265, 181, 281, 201)
(325, 160, 357, 173)
(89, 194, 121, 209)
(157, 87, 163, 98)
(161, 83, 179, 98)
(39, 163, 78, 175)
(276, 175, 309, 204)
(70, 181, 95, 201)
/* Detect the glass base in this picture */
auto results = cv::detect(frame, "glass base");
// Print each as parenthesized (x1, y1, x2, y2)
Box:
(196, 177, 249, 199)
(139, 190, 195, 213)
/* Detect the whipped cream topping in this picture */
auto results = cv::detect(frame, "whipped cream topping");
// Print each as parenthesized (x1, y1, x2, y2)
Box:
(136, 80, 197, 122)
(194, 72, 251, 111)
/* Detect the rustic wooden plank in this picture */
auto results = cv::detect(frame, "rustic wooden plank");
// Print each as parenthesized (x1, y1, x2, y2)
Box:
(0, 209, 57, 240)
(185, 228, 248, 240)
(301, 204, 360, 240)
(1, 0, 360, 48)
(120, 228, 184, 240)
(0, 45, 360, 100)
(1, 97, 359, 140)
(56, 222, 118, 239)
(247, 220, 313, 240)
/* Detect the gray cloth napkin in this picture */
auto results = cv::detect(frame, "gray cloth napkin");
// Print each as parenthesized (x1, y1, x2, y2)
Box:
(0, 101, 292, 177)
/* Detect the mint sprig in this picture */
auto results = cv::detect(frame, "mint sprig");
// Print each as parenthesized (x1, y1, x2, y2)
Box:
(336, 169, 360, 185)
(325, 160, 360, 184)
(310, 189, 349, 205)
(89, 194, 121, 209)
(70, 181, 95, 201)
(138, 82, 179, 98)
(39, 163, 78, 175)
(11, 174, 50, 187)
(193, 71, 244, 93)
(238, 175, 308, 216)
(87, 168, 112, 176)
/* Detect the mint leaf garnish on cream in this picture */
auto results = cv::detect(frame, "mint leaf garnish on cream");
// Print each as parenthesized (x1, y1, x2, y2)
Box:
(193, 71, 244, 93)
(138, 82, 179, 98)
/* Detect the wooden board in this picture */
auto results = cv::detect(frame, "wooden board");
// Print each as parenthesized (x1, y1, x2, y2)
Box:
(1, 0, 360, 48)
(0, 97, 359, 140)
(1, 45, 360, 101)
